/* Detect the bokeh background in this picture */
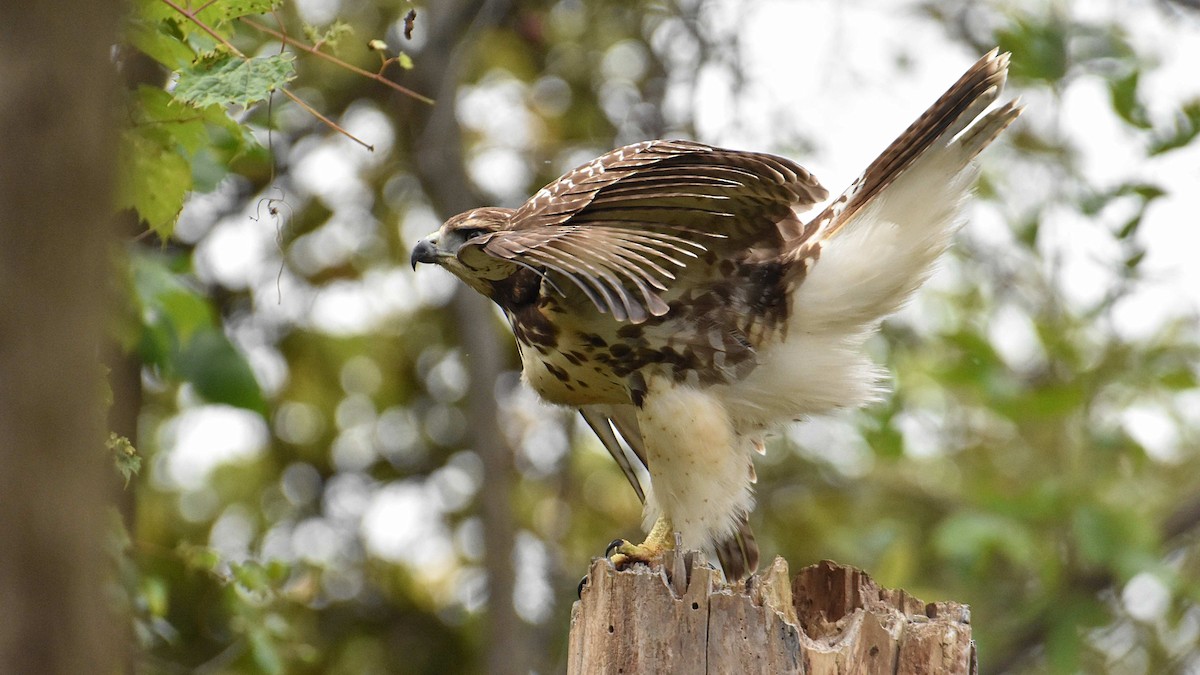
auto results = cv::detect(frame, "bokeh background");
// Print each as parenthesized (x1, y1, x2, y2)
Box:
(111, 0, 1200, 672)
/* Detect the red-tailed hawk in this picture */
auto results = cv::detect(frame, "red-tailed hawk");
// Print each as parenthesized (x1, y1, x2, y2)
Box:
(412, 50, 1021, 580)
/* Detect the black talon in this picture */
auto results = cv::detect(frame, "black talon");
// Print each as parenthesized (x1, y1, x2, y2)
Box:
(577, 575, 588, 598)
(605, 539, 626, 558)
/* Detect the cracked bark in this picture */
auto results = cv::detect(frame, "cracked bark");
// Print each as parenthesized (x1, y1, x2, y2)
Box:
(569, 555, 976, 675)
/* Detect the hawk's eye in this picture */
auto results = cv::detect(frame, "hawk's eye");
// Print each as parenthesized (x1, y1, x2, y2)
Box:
(458, 227, 487, 241)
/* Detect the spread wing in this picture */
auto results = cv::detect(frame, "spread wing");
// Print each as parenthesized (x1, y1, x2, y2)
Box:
(478, 140, 828, 322)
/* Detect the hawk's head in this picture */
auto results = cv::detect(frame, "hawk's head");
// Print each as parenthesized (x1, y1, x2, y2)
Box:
(410, 207, 519, 299)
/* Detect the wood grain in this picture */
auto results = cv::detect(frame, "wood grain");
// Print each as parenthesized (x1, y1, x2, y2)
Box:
(568, 552, 975, 675)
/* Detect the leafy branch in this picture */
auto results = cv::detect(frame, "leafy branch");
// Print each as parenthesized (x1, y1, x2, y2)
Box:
(240, 16, 433, 105)
(119, 0, 435, 235)
(160, 0, 374, 149)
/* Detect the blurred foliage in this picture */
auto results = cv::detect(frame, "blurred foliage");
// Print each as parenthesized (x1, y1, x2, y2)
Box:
(109, 0, 1200, 673)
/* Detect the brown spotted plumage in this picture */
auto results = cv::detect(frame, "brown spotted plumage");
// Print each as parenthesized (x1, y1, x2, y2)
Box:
(412, 50, 1022, 581)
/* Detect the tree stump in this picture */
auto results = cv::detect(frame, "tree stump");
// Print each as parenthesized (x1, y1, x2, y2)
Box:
(568, 550, 975, 675)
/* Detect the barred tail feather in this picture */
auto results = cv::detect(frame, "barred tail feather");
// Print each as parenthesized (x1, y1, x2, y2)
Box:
(803, 49, 1021, 245)
(714, 514, 760, 582)
(790, 50, 1021, 334)
(730, 51, 1021, 428)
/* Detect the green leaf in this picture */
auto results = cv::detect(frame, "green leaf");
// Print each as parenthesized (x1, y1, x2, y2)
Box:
(265, 560, 292, 584)
(130, 0, 177, 23)
(232, 561, 271, 592)
(1045, 595, 1104, 672)
(1072, 505, 1116, 567)
(118, 128, 193, 236)
(178, 544, 222, 572)
(219, 0, 282, 19)
(304, 20, 355, 50)
(1109, 69, 1152, 130)
(108, 433, 142, 486)
(126, 18, 195, 69)
(1159, 366, 1197, 390)
(936, 329, 1005, 388)
(132, 253, 215, 353)
(397, 52, 414, 70)
(1070, 504, 1151, 573)
(122, 87, 250, 221)
(177, 329, 267, 414)
(996, 17, 1069, 84)
(250, 628, 284, 675)
(1116, 212, 1143, 241)
(175, 53, 296, 109)
(130, 253, 266, 413)
(934, 512, 1038, 568)
(133, 86, 210, 153)
(1128, 183, 1166, 201)
(1149, 100, 1200, 156)
(143, 0, 280, 42)
(141, 577, 170, 618)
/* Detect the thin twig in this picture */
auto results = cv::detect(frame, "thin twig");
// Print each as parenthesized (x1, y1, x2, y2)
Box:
(159, 0, 245, 57)
(240, 16, 435, 105)
(191, 0, 221, 15)
(281, 88, 373, 151)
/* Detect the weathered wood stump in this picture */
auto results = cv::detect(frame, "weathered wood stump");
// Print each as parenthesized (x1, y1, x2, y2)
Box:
(568, 550, 975, 674)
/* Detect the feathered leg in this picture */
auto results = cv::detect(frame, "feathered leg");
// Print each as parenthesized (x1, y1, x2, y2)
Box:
(608, 376, 757, 577)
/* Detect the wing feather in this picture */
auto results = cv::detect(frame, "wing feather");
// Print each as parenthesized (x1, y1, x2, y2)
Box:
(577, 405, 651, 507)
(488, 225, 714, 320)
(473, 140, 828, 321)
(579, 407, 645, 503)
(521, 257, 609, 312)
(520, 247, 630, 319)
(554, 238, 670, 319)
(546, 239, 644, 322)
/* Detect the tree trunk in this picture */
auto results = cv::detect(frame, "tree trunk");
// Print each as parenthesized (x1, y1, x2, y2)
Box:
(569, 553, 976, 675)
(0, 2, 121, 673)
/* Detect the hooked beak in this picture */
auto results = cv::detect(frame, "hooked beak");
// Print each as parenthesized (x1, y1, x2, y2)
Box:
(410, 238, 439, 270)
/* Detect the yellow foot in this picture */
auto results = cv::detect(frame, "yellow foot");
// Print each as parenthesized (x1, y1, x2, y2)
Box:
(605, 539, 666, 570)
(604, 516, 674, 570)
